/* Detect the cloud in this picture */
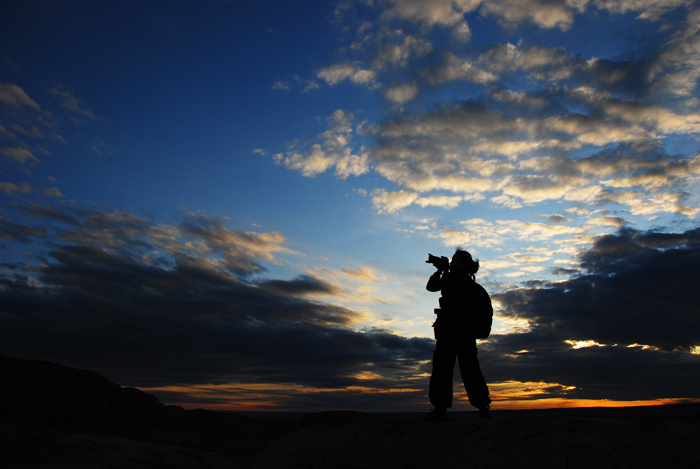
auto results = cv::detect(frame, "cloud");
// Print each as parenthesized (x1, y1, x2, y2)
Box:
(0, 83, 40, 110)
(0, 215, 47, 243)
(272, 75, 320, 93)
(649, 6, 700, 97)
(0, 182, 36, 196)
(486, 225, 700, 400)
(281, 146, 369, 179)
(369, 189, 468, 212)
(275, 109, 369, 179)
(587, 215, 628, 228)
(382, 0, 476, 40)
(0, 206, 433, 395)
(370, 189, 419, 213)
(272, 81, 290, 91)
(0, 146, 40, 165)
(341, 267, 380, 282)
(378, 0, 682, 45)
(259, 274, 341, 298)
(600, 189, 699, 218)
(175, 212, 299, 276)
(385, 82, 419, 103)
(480, 0, 577, 30)
(478, 43, 576, 81)
(372, 34, 433, 70)
(0, 81, 106, 206)
(47, 84, 97, 123)
(594, 0, 691, 21)
(382, 0, 689, 34)
(267, 3, 700, 225)
(432, 217, 588, 252)
(426, 52, 496, 85)
(317, 63, 377, 87)
(365, 86, 699, 211)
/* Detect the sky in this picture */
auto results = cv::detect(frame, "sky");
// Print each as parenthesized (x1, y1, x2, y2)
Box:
(1, 0, 699, 412)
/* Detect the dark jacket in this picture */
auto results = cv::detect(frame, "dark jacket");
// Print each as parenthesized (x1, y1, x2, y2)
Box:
(427, 270, 492, 321)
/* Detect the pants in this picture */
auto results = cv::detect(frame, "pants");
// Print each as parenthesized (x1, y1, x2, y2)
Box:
(429, 317, 490, 409)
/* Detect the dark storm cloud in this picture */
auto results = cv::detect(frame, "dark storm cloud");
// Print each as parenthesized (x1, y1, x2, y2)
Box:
(259, 274, 340, 297)
(483, 333, 700, 401)
(485, 225, 700, 401)
(499, 226, 700, 351)
(0, 215, 47, 243)
(0, 206, 433, 392)
(19, 203, 84, 225)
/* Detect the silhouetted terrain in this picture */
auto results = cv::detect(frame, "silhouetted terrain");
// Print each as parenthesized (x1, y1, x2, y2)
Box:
(0, 353, 296, 468)
(2, 353, 700, 468)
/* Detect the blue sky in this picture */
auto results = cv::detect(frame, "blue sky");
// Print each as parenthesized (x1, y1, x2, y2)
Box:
(2, 0, 700, 412)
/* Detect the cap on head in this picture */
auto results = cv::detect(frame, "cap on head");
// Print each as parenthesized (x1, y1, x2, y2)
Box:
(452, 249, 479, 275)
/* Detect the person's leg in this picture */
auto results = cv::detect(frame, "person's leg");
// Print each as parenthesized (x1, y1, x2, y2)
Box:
(429, 321, 457, 410)
(457, 340, 490, 410)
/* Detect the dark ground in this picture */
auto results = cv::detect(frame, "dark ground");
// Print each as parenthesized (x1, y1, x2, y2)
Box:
(249, 405, 700, 469)
(5, 405, 700, 468)
(2, 353, 700, 468)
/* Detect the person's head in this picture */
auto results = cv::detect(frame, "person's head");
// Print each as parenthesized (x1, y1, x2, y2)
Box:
(451, 249, 479, 275)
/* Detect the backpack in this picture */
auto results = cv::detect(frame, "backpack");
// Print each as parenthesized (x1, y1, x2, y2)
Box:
(471, 282, 493, 339)
(436, 274, 493, 339)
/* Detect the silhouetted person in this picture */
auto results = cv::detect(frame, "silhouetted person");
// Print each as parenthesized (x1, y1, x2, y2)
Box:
(426, 249, 491, 419)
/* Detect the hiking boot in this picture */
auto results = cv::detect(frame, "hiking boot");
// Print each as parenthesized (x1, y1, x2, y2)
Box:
(421, 407, 448, 422)
(478, 404, 491, 419)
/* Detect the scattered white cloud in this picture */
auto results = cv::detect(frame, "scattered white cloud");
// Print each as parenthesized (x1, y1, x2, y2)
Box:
(276, 109, 369, 178)
(480, 0, 577, 30)
(48, 84, 97, 122)
(317, 63, 377, 87)
(372, 33, 433, 70)
(0, 182, 36, 196)
(0, 146, 40, 165)
(385, 82, 419, 103)
(426, 52, 496, 85)
(594, 0, 691, 21)
(382, 0, 478, 40)
(0, 83, 40, 110)
(370, 188, 419, 213)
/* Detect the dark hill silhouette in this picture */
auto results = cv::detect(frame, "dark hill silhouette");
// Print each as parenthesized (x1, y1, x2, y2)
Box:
(2, 353, 700, 468)
(0, 353, 180, 430)
(0, 353, 294, 468)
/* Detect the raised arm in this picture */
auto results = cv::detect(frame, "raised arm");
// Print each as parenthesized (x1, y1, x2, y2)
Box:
(426, 271, 443, 292)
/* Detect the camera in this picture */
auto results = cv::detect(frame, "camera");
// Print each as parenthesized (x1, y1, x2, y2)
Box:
(426, 253, 450, 272)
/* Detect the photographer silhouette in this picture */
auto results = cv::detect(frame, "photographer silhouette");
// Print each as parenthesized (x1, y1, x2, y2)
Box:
(426, 249, 492, 420)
